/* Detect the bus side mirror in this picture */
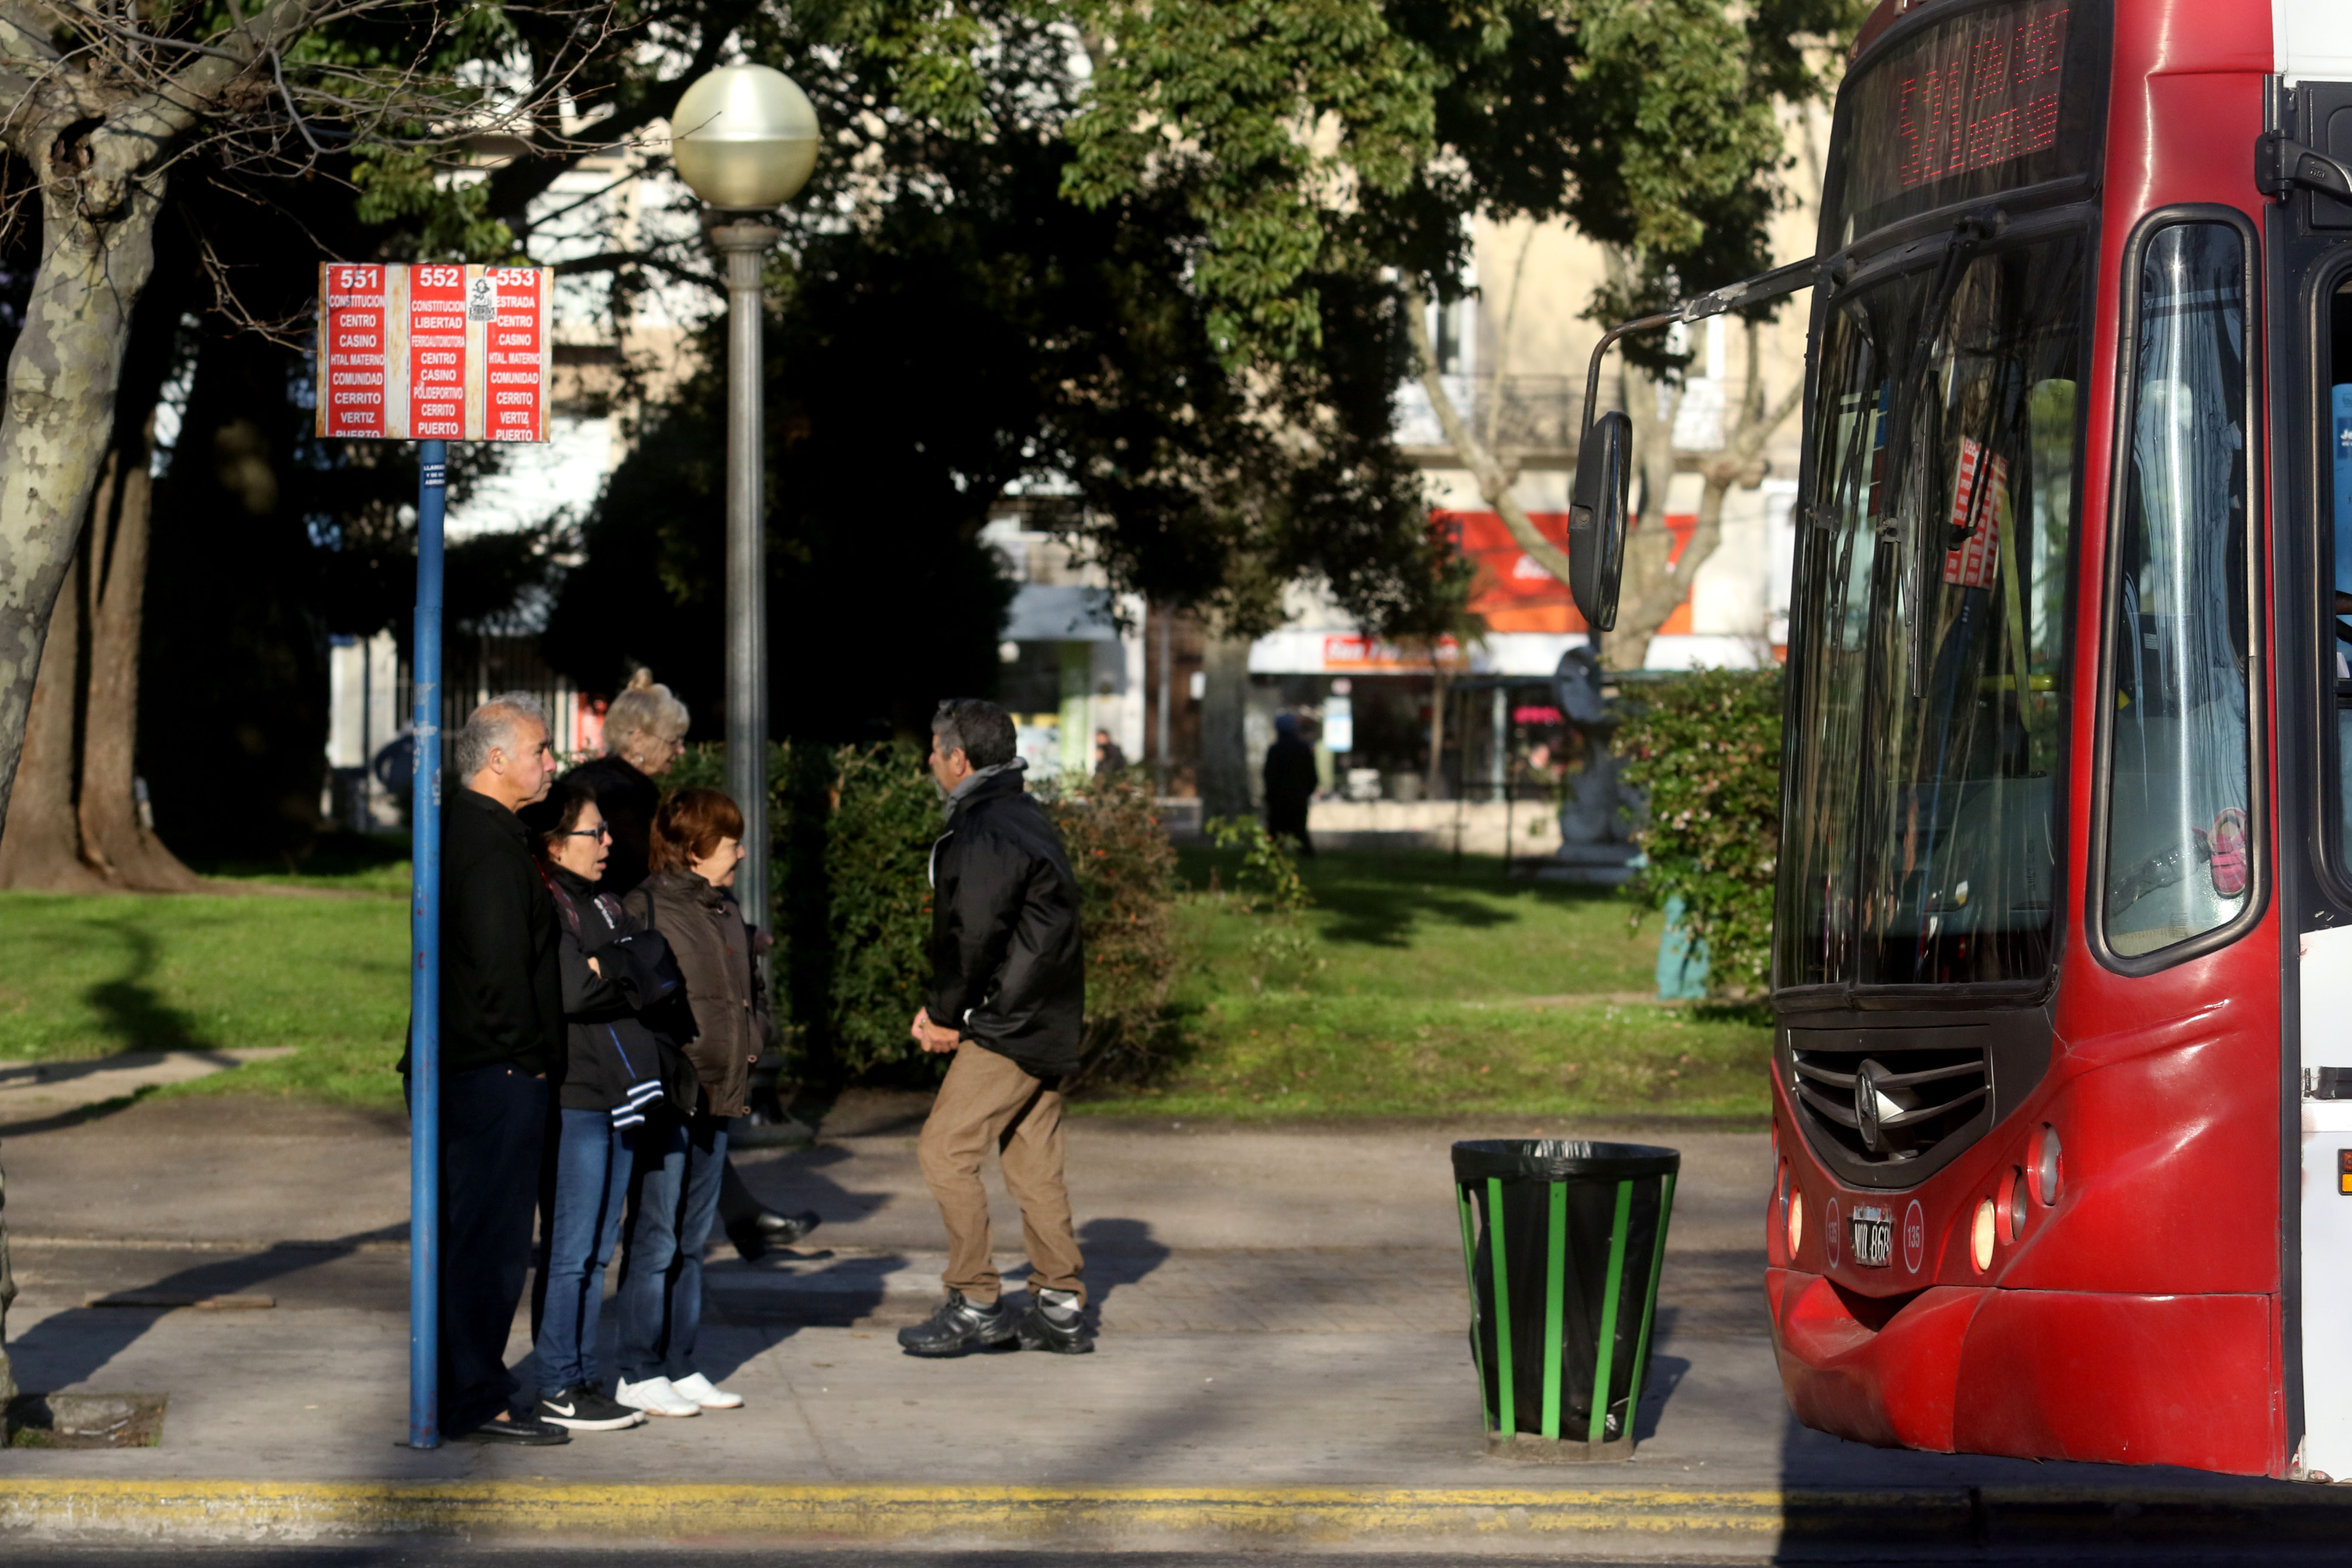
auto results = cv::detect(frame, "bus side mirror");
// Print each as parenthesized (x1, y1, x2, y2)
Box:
(1569, 410, 1631, 632)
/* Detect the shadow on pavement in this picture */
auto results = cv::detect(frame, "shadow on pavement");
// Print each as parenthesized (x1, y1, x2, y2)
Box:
(6, 1223, 409, 1394)
(1078, 1216, 1172, 1308)
(1632, 1351, 1690, 1444)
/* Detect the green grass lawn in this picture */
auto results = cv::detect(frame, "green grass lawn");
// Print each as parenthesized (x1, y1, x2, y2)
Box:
(0, 884, 410, 1105)
(0, 846, 1772, 1120)
(1075, 848, 1773, 1121)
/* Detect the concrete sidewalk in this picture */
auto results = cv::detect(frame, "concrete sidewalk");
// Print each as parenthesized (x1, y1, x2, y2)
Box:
(0, 1092, 2326, 1554)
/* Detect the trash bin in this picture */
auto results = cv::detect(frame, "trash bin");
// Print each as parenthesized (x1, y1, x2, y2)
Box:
(1452, 1138, 1679, 1461)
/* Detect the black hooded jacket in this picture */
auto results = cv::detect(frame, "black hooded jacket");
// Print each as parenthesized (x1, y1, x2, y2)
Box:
(543, 863, 687, 1124)
(927, 767, 1085, 1079)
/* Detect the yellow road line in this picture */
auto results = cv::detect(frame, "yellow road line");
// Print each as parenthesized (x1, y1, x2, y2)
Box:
(0, 1480, 2340, 1543)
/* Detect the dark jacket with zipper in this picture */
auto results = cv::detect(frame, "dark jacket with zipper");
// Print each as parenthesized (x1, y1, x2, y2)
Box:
(560, 754, 660, 895)
(928, 767, 1085, 1080)
(623, 869, 768, 1118)
(412, 786, 562, 1078)
(543, 863, 686, 1124)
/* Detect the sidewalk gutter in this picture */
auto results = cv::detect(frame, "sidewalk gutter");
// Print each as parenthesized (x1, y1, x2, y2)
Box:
(1, 1480, 2347, 1550)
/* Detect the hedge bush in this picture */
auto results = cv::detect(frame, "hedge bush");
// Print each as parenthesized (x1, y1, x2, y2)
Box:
(1041, 769, 1182, 1086)
(669, 742, 1179, 1084)
(1614, 668, 1784, 997)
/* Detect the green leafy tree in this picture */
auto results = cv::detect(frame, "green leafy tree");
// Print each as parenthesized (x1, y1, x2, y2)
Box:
(1065, 0, 1863, 667)
(546, 0, 1463, 769)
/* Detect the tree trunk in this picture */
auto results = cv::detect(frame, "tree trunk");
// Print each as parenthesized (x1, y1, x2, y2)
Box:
(78, 423, 202, 890)
(1610, 356, 1691, 670)
(1425, 660, 1449, 801)
(1198, 622, 1254, 820)
(0, 170, 165, 836)
(0, 542, 104, 889)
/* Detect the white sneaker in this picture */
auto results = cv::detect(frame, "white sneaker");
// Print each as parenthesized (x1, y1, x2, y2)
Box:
(670, 1372, 744, 1410)
(614, 1375, 701, 1418)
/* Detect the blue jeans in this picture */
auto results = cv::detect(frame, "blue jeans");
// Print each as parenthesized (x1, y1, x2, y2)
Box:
(535, 1109, 634, 1396)
(618, 1109, 729, 1382)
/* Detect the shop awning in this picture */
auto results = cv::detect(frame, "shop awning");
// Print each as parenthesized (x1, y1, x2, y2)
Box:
(1247, 629, 1589, 676)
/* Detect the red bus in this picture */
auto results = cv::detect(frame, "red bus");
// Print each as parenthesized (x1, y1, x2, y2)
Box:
(1570, 0, 2352, 1479)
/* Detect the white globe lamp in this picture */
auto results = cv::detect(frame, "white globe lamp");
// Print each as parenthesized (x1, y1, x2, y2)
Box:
(673, 64, 819, 209)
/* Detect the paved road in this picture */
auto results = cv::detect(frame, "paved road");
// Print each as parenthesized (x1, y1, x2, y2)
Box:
(0, 1084, 2308, 1561)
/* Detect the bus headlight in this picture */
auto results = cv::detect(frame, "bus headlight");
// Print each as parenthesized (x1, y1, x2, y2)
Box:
(2031, 1124, 2063, 1205)
(1972, 1197, 1997, 1272)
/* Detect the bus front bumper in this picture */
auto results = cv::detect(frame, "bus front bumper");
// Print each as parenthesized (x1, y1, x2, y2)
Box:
(1766, 1267, 2280, 1473)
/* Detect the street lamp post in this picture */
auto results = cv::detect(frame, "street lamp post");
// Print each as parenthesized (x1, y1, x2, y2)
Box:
(674, 62, 818, 933)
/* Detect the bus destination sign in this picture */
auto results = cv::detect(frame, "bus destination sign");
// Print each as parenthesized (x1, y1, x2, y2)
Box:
(316, 262, 553, 443)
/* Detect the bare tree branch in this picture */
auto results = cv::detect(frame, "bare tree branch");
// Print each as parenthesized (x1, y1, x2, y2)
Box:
(1401, 270, 1574, 585)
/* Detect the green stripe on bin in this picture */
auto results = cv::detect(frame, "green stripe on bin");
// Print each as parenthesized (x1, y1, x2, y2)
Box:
(1456, 1184, 1489, 1430)
(1487, 1176, 1514, 1437)
(1626, 1170, 1676, 1439)
(1541, 1180, 1566, 1439)
(1586, 1178, 1634, 1446)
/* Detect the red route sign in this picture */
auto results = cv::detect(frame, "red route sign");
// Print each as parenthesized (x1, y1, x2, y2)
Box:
(313, 263, 552, 443)
(320, 263, 389, 438)
(479, 266, 546, 443)
(406, 264, 468, 439)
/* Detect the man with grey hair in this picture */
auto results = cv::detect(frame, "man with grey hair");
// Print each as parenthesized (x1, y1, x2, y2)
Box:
(404, 693, 566, 1442)
(900, 698, 1092, 1357)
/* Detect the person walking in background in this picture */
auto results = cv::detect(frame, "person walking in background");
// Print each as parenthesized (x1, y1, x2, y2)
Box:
(900, 699, 1092, 1358)
(1093, 728, 1127, 778)
(521, 783, 687, 1435)
(614, 787, 768, 1418)
(560, 670, 812, 1263)
(564, 668, 690, 895)
(405, 694, 566, 1445)
(1263, 711, 1318, 856)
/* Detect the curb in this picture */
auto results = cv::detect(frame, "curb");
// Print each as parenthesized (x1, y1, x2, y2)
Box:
(1, 1480, 2348, 1548)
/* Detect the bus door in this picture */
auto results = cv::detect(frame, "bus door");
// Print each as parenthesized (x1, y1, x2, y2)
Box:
(2267, 74, 2352, 1482)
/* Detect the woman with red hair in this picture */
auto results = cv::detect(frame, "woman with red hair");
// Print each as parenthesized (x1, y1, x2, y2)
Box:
(612, 787, 769, 1418)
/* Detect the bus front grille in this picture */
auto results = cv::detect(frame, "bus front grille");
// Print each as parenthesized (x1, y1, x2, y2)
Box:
(1787, 1040, 1990, 1167)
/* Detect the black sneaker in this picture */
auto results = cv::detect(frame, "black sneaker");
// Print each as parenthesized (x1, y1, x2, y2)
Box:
(1017, 1293, 1096, 1355)
(897, 1290, 1017, 1357)
(536, 1385, 647, 1431)
(729, 1208, 818, 1262)
(454, 1411, 572, 1446)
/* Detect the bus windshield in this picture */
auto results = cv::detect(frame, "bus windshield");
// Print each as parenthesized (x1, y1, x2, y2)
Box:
(1778, 232, 2085, 990)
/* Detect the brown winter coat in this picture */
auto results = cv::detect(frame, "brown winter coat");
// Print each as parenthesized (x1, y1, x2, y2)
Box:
(623, 868, 767, 1117)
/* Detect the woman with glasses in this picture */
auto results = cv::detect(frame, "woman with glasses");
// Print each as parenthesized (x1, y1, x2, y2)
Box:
(518, 781, 686, 1433)
(561, 667, 813, 1263)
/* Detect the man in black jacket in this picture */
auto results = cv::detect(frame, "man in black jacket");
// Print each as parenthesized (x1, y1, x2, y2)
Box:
(899, 698, 1092, 1357)
(408, 692, 565, 1443)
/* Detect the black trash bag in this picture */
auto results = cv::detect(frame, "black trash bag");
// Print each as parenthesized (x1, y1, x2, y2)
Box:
(1452, 1139, 1679, 1447)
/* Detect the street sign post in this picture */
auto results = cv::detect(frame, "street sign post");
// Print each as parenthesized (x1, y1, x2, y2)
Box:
(317, 261, 552, 1449)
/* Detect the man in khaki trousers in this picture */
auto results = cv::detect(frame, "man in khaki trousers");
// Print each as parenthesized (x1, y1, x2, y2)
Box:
(900, 699, 1092, 1356)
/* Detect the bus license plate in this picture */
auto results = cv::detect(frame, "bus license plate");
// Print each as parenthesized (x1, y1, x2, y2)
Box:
(1850, 1204, 1893, 1268)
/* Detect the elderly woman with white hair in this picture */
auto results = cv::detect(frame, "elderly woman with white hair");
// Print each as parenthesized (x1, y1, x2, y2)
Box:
(561, 669, 690, 896)
(558, 669, 815, 1263)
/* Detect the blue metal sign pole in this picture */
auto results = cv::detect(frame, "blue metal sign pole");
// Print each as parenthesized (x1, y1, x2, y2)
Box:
(407, 440, 448, 1449)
